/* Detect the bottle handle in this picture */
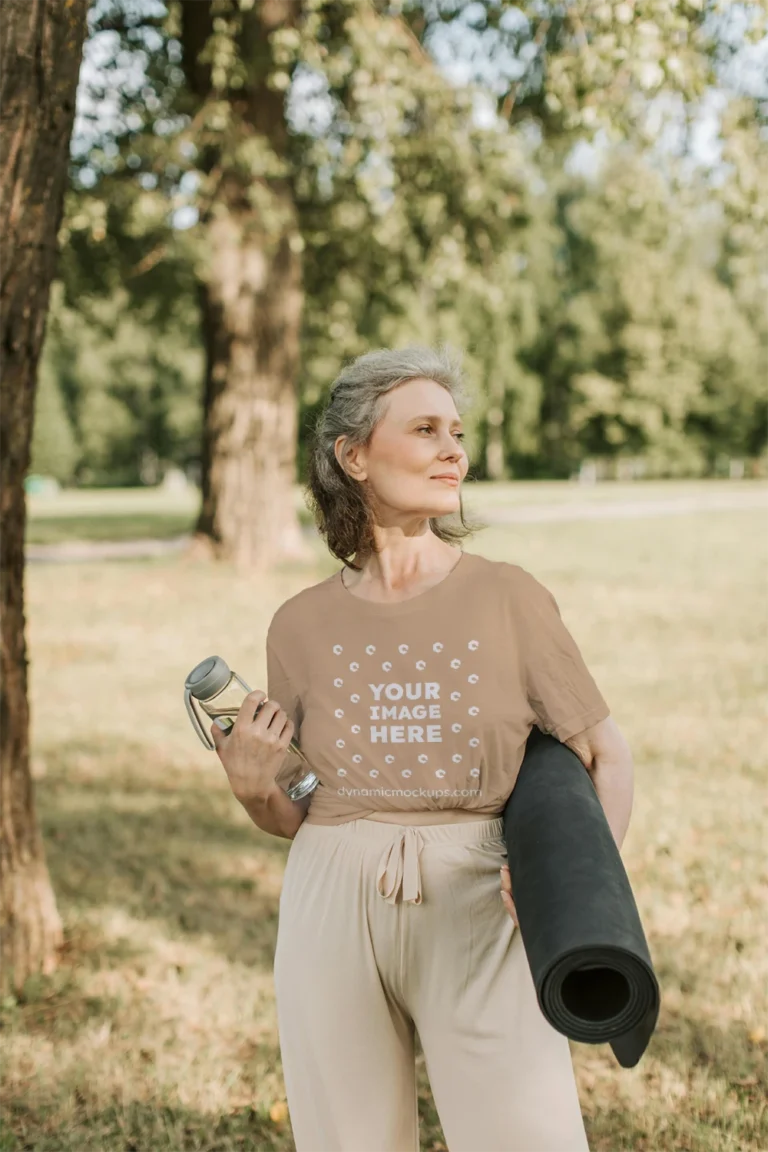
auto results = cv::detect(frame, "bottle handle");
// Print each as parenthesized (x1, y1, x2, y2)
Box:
(185, 688, 215, 750)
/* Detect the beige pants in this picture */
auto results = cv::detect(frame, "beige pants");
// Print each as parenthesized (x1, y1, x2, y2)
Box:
(274, 816, 590, 1152)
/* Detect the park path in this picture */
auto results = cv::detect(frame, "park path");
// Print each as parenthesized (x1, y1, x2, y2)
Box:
(25, 487, 767, 563)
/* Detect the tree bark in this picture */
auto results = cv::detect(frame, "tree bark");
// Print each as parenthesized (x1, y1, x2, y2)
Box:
(194, 198, 309, 572)
(180, 0, 312, 575)
(0, 0, 90, 995)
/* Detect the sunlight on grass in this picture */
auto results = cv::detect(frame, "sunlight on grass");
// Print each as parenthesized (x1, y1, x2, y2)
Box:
(3, 486, 767, 1151)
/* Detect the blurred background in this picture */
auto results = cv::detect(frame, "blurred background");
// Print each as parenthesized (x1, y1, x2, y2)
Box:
(27, 0, 768, 510)
(4, 1, 768, 1150)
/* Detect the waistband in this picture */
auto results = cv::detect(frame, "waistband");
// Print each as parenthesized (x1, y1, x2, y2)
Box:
(296, 816, 505, 907)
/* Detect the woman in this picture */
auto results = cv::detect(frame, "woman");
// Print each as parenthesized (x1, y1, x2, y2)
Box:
(212, 345, 622, 1151)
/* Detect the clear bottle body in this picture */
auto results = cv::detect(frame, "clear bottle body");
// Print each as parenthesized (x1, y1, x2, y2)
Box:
(205, 672, 319, 801)
(205, 675, 249, 732)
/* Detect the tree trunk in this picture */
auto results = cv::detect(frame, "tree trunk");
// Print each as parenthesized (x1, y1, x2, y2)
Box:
(180, 0, 313, 576)
(191, 179, 310, 574)
(0, 0, 90, 996)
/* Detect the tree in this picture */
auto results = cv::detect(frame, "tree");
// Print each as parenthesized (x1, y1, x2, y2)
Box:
(524, 150, 764, 478)
(0, 0, 90, 995)
(56, 0, 768, 507)
(73, 0, 537, 566)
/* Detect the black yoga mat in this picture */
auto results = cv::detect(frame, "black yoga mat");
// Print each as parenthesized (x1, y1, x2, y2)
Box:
(502, 725, 660, 1069)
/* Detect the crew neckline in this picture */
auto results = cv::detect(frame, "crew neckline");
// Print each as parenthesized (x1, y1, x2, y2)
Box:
(334, 549, 475, 615)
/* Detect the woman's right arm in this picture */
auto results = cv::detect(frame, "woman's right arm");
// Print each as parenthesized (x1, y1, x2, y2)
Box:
(209, 689, 313, 840)
(260, 630, 310, 838)
(238, 784, 312, 840)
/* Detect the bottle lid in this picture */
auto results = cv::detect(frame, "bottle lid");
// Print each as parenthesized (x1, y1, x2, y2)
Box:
(185, 655, 231, 701)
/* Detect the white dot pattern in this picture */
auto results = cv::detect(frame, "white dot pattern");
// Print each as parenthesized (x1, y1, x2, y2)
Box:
(325, 635, 484, 790)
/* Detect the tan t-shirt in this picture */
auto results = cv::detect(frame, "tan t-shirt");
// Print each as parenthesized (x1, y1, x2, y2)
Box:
(266, 550, 610, 826)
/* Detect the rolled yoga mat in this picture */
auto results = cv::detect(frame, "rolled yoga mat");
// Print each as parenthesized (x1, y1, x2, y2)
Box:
(502, 725, 660, 1069)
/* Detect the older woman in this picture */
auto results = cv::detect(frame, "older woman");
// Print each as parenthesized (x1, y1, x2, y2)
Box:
(213, 345, 631, 1152)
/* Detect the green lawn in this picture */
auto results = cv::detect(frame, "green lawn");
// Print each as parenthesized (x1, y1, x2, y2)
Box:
(24, 478, 764, 544)
(25, 487, 201, 544)
(3, 483, 767, 1151)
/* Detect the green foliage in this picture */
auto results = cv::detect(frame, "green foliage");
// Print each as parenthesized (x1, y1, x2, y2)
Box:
(37, 283, 203, 486)
(529, 152, 765, 476)
(31, 335, 80, 485)
(48, 0, 768, 486)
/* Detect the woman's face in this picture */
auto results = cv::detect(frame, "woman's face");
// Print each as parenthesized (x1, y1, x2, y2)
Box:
(335, 377, 469, 523)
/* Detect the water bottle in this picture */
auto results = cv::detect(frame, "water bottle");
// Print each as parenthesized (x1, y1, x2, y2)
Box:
(184, 655, 319, 802)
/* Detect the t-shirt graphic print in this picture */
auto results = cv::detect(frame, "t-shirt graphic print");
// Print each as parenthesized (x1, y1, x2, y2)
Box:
(329, 633, 484, 801)
(266, 550, 611, 826)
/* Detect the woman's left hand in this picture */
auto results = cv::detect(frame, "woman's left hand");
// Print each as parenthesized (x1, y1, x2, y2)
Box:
(500, 864, 517, 925)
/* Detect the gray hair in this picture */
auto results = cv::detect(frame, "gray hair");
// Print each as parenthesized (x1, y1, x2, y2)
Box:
(303, 344, 488, 571)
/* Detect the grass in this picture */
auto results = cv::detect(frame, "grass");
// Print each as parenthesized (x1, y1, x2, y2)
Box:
(25, 487, 199, 544)
(24, 478, 764, 544)
(3, 481, 768, 1151)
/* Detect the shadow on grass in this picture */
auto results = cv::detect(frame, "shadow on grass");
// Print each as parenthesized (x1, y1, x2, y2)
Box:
(36, 742, 290, 972)
(653, 952, 763, 1065)
(584, 1087, 764, 1152)
(0, 1096, 296, 1152)
(25, 505, 317, 547)
(25, 512, 197, 546)
(581, 1108, 660, 1152)
(19, 743, 767, 1152)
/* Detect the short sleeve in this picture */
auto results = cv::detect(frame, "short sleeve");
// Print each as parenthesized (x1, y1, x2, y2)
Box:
(511, 568, 610, 742)
(266, 631, 304, 733)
